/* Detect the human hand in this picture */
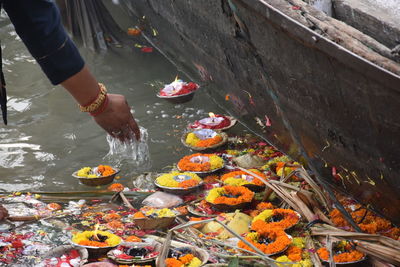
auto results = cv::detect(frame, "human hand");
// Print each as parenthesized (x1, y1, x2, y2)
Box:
(0, 205, 9, 221)
(93, 94, 140, 142)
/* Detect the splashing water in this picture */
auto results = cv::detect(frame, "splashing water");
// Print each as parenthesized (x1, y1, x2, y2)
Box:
(104, 126, 151, 172)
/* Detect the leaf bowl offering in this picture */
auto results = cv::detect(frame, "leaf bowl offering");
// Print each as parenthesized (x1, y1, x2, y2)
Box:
(154, 172, 204, 195)
(107, 240, 162, 264)
(188, 114, 237, 131)
(157, 79, 199, 104)
(317, 240, 367, 265)
(177, 153, 225, 177)
(71, 230, 122, 258)
(157, 90, 196, 104)
(72, 165, 120, 186)
(181, 129, 228, 151)
(132, 208, 178, 230)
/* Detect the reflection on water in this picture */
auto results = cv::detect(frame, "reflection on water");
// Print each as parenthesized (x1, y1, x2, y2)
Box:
(0, 11, 229, 191)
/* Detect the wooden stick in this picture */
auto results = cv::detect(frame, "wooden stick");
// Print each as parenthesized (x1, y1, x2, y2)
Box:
(118, 192, 134, 209)
(8, 215, 44, 222)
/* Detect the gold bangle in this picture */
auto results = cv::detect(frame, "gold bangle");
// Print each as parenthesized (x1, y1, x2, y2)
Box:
(79, 83, 108, 112)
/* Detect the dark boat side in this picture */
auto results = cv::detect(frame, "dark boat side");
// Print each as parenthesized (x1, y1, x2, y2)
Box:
(65, 0, 400, 223)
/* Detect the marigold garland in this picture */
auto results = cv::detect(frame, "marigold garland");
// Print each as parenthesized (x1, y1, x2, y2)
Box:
(238, 227, 291, 255)
(221, 169, 267, 187)
(156, 172, 202, 188)
(177, 153, 224, 172)
(317, 246, 365, 263)
(206, 185, 254, 205)
(185, 132, 223, 148)
(329, 207, 399, 239)
(251, 208, 300, 232)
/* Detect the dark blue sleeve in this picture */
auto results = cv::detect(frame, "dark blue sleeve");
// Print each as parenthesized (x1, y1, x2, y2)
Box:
(3, 0, 85, 85)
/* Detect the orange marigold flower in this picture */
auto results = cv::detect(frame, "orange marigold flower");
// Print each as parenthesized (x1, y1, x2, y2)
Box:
(196, 135, 223, 147)
(179, 253, 195, 264)
(317, 247, 365, 263)
(107, 220, 124, 229)
(251, 208, 299, 232)
(125, 235, 142, 242)
(104, 213, 121, 222)
(108, 183, 125, 192)
(179, 179, 199, 188)
(133, 211, 146, 218)
(78, 240, 108, 247)
(212, 185, 254, 205)
(177, 153, 211, 172)
(165, 258, 184, 267)
(287, 245, 302, 262)
(98, 165, 115, 176)
(256, 202, 274, 211)
(175, 206, 188, 215)
(127, 27, 141, 36)
(47, 203, 62, 211)
(238, 228, 291, 255)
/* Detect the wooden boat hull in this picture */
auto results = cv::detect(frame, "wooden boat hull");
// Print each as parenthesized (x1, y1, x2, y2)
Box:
(97, 0, 400, 223)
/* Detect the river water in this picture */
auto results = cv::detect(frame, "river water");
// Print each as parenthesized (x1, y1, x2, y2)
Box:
(0, 11, 235, 192)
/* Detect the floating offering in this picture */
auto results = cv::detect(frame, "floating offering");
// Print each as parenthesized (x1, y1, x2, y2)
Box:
(251, 208, 301, 232)
(165, 247, 203, 267)
(221, 169, 267, 192)
(107, 241, 161, 264)
(238, 227, 292, 256)
(72, 230, 121, 248)
(73, 165, 119, 186)
(188, 112, 237, 130)
(133, 208, 178, 230)
(205, 185, 254, 211)
(183, 129, 227, 151)
(157, 77, 199, 103)
(317, 240, 366, 264)
(155, 172, 203, 195)
(177, 153, 224, 173)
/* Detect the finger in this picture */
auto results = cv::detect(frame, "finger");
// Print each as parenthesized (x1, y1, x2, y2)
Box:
(128, 117, 140, 141)
(120, 126, 132, 143)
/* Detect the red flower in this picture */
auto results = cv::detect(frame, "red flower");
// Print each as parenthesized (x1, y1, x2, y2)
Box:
(141, 47, 153, 53)
(11, 240, 24, 249)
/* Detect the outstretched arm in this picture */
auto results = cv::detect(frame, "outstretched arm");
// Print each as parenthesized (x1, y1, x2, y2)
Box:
(3, 0, 139, 141)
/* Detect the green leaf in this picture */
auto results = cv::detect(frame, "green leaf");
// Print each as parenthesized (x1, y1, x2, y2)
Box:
(228, 257, 239, 267)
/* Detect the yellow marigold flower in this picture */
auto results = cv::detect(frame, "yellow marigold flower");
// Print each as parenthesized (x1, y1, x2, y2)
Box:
(205, 187, 225, 203)
(77, 167, 91, 177)
(72, 230, 121, 247)
(145, 208, 175, 218)
(187, 257, 202, 267)
(186, 133, 201, 146)
(292, 237, 305, 249)
(276, 256, 313, 267)
(209, 155, 224, 169)
(252, 209, 273, 223)
(246, 232, 259, 242)
(156, 172, 201, 188)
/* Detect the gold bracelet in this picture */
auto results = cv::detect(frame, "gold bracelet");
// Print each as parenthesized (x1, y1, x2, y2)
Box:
(79, 83, 108, 112)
